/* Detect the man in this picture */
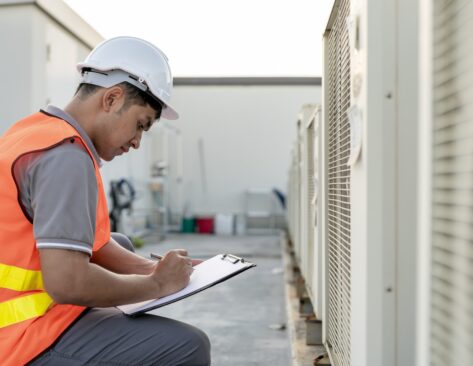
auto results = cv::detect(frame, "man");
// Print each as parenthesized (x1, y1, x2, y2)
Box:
(0, 36, 211, 365)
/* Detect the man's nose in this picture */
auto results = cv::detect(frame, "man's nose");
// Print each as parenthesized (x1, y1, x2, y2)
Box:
(130, 134, 141, 149)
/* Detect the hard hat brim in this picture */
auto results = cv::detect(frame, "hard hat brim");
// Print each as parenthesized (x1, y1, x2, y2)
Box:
(160, 103, 179, 120)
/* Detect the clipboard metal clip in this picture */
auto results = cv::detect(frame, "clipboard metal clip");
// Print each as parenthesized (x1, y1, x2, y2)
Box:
(221, 253, 245, 264)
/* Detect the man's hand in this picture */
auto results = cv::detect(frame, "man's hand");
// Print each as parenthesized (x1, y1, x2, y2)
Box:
(151, 249, 194, 298)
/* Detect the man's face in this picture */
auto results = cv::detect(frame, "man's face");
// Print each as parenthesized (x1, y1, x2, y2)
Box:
(96, 102, 157, 161)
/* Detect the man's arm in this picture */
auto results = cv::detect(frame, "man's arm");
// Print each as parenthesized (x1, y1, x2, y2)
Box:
(91, 237, 204, 274)
(39, 247, 193, 307)
(91, 237, 156, 275)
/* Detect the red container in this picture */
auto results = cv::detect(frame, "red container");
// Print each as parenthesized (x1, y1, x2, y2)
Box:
(195, 216, 214, 234)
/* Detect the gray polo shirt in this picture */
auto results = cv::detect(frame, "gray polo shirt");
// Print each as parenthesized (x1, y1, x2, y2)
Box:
(13, 105, 103, 255)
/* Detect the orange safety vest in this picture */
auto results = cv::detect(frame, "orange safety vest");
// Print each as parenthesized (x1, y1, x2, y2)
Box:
(0, 112, 111, 365)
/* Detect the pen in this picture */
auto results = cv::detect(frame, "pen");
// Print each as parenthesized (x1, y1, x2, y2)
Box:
(150, 253, 163, 261)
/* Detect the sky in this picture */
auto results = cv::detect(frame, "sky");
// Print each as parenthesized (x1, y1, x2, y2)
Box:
(63, 0, 333, 77)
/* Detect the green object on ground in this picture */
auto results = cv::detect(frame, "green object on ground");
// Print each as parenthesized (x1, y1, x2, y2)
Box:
(181, 217, 195, 233)
(131, 237, 145, 248)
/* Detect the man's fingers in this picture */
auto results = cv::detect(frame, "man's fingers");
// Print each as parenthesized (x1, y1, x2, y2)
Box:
(163, 250, 197, 271)
(166, 249, 188, 257)
(191, 259, 203, 266)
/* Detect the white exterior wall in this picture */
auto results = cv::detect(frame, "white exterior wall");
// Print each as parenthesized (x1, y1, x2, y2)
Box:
(0, 5, 37, 130)
(167, 84, 321, 217)
(98, 83, 321, 229)
(0, 2, 97, 133)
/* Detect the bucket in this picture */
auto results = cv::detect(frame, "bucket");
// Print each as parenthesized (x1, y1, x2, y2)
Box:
(215, 214, 234, 235)
(195, 216, 214, 234)
(181, 217, 195, 233)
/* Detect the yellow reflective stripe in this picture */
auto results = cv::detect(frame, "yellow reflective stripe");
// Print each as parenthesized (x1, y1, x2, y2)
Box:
(0, 292, 53, 328)
(0, 263, 44, 291)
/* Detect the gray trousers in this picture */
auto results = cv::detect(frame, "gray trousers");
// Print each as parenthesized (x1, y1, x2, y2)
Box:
(29, 234, 211, 366)
(29, 308, 211, 366)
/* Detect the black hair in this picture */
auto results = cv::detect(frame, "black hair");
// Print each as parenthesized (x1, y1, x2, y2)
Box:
(75, 82, 163, 120)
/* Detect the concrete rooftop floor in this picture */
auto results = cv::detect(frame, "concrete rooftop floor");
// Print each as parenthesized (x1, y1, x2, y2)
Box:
(135, 233, 291, 366)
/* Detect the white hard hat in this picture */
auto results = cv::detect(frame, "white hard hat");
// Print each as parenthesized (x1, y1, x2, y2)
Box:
(77, 36, 178, 120)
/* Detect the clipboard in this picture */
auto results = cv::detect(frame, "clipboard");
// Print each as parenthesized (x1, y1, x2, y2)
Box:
(117, 253, 256, 316)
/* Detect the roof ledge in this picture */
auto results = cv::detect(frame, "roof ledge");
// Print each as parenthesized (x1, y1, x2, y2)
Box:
(0, 0, 103, 48)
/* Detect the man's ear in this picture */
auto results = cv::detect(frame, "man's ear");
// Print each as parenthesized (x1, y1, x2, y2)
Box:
(102, 86, 125, 112)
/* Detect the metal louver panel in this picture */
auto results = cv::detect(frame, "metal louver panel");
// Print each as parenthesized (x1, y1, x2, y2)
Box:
(326, 0, 351, 365)
(430, 1, 473, 364)
(307, 121, 316, 292)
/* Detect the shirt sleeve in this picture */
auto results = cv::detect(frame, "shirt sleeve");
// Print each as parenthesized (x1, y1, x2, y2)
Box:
(26, 141, 98, 255)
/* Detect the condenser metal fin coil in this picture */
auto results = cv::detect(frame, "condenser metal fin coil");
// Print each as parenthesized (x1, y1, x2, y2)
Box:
(325, 0, 352, 365)
(430, 1, 473, 364)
